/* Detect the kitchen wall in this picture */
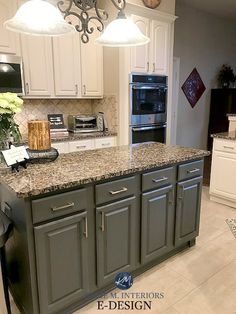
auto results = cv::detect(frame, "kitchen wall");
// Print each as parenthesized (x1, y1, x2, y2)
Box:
(15, 96, 118, 139)
(126, 0, 175, 15)
(174, 1, 236, 149)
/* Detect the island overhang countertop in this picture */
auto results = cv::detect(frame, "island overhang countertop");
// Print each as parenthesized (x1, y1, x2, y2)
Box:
(0, 142, 210, 198)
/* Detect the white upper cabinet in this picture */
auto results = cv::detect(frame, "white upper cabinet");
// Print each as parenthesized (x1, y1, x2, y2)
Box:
(150, 20, 169, 75)
(0, 0, 20, 55)
(53, 33, 81, 97)
(80, 20, 103, 98)
(21, 36, 54, 96)
(130, 14, 170, 75)
(130, 15, 150, 73)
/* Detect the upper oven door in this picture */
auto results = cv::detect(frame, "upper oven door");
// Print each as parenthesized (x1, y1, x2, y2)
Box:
(131, 83, 167, 125)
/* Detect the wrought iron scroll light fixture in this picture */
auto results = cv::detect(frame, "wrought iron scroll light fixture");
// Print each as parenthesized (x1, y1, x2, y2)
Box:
(4, 0, 150, 47)
(57, 0, 127, 44)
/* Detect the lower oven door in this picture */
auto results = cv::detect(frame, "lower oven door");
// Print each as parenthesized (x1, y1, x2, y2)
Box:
(131, 124, 166, 144)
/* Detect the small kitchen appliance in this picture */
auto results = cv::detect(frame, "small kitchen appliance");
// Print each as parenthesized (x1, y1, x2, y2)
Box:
(68, 113, 108, 133)
(0, 54, 24, 94)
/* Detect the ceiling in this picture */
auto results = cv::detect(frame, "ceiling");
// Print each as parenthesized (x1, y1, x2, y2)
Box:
(178, 0, 236, 20)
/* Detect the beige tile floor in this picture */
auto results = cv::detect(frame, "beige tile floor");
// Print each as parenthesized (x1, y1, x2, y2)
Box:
(1, 187, 236, 314)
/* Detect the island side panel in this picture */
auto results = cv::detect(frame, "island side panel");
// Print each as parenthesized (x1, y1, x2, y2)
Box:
(1, 183, 40, 314)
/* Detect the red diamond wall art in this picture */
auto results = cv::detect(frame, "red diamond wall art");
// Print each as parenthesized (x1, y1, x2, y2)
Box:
(181, 68, 206, 108)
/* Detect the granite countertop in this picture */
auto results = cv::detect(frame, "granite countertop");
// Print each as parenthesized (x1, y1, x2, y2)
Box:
(0, 142, 210, 198)
(227, 114, 236, 117)
(50, 131, 117, 143)
(211, 131, 236, 141)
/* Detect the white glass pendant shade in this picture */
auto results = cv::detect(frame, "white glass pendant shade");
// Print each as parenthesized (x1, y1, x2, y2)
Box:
(96, 15, 150, 47)
(4, 0, 75, 36)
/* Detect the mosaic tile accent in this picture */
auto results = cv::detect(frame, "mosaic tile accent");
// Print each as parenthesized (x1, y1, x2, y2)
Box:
(15, 98, 92, 138)
(15, 96, 118, 139)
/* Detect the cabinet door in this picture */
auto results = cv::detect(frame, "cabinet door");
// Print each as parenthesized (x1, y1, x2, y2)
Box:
(80, 20, 103, 97)
(34, 212, 89, 314)
(96, 196, 138, 287)
(52, 13, 81, 97)
(0, 0, 20, 54)
(21, 35, 54, 96)
(53, 34, 81, 97)
(210, 150, 236, 201)
(130, 15, 150, 73)
(141, 185, 175, 264)
(150, 20, 169, 75)
(175, 177, 202, 246)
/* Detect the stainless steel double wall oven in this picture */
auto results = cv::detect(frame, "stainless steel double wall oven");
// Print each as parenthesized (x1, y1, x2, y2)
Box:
(130, 73, 168, 144)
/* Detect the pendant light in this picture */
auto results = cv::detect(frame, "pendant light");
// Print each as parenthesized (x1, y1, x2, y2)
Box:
(4, 0, 150, 47)
(96, 11, 150, 47)
(4, 0, 74, 36)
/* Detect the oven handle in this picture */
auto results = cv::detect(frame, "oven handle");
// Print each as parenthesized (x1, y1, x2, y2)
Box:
(131, 84, 167, 90)
(132, 124, 166, 132)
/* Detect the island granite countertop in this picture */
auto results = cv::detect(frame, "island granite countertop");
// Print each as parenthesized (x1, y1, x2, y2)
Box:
(211, 131, 236, 141)
(0, 142, 210, 198)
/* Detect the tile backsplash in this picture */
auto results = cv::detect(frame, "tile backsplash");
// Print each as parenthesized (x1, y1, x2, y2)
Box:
(15, 95, 118, 139)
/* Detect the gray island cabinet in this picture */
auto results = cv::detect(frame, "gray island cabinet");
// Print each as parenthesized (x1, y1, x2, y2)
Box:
(0, 143, 209, 314)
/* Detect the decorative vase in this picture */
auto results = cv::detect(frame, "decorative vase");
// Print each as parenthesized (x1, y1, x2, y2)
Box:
(0, 131, 11, 151)
(222, 82, 230, 89)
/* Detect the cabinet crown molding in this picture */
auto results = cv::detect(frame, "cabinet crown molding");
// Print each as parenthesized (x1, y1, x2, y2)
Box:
(126, 3, 177, 22)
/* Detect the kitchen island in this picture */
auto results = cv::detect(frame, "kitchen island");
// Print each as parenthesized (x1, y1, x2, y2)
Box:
(0, 143, 209, 314)
(210, 131, 236, 207)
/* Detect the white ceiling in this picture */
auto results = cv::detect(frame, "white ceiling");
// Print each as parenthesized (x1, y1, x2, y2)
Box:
(178, 0, 236, 20)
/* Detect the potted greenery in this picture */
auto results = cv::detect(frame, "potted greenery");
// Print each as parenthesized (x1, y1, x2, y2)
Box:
(0, 92, 23, 151)
(218, 64, 235, 88)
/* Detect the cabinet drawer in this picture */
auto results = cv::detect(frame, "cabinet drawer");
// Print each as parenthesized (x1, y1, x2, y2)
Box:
(95, 137, 116, 149)
(68, 139, 94, 152)
(32, 188, 88, 224)
(52, 142, 69, 154)
(214, 139, 236, 153)
(178, 160, 203, 181)
(96, 176, 137, 205)
(142, 167, 175, 192)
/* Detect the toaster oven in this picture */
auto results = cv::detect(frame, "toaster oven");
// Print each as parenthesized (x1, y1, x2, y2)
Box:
(68, 114, 105, 133)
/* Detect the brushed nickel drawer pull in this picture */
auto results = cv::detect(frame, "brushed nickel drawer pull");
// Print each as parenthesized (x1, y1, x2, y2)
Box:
(76, 145, 86, 149)
(51, 202, 74, 212)
(101, 211, 105, 232)
(152, 177, 168, 183)
(153, 62, 155, 73)
(109, 187, 128, 195)
(187, 168, 200, 174)
(84, 216, 88, 238)
(147, 62, 150, 72)
(223, 146, 234, 150)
